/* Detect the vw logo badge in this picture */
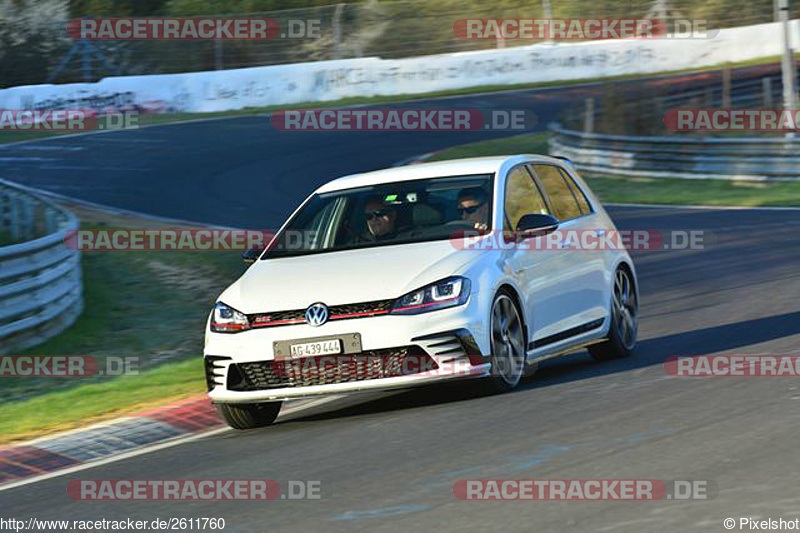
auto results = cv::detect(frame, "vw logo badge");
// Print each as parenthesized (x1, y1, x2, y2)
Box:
(305, 302, 329, 327)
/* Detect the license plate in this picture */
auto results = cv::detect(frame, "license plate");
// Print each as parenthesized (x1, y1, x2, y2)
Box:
(273, 334, 361, 358)
(289, 339, 342, 357)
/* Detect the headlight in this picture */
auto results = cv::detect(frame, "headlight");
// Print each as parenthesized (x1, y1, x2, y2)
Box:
(390, 277, 471, 315)
(210, 302, 250, 333)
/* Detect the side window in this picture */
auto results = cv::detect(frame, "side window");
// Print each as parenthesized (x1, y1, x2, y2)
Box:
(559, 168, 593, 215)
(503, 165, 549, 231)
(532, 165, 583, 221)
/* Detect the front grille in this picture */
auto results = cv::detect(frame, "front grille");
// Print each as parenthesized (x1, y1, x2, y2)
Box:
(248, 298, 394, 328)
(232, 346, 436, 391)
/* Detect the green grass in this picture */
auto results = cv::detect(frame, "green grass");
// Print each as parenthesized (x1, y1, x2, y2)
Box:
(0, 219, 249, 443)
(428, 133, 550, 161)
(0, 55, 790, 146)
(582, 175, 800, 207)
(428, 132, 800, 207)
(0, 358, 206, 444)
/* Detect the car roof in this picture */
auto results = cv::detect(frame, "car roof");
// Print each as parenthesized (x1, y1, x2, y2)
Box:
(316, 155, 567, 193)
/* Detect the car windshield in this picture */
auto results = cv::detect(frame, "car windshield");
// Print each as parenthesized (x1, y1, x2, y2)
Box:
(262, 174, 493, 259)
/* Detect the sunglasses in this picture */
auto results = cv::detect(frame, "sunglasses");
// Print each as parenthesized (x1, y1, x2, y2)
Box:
(364, 210, 391, 220)
(458, 204, 484, 215)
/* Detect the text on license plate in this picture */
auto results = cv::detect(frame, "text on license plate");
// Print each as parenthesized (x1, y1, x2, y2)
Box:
(290, 340, 342, 357)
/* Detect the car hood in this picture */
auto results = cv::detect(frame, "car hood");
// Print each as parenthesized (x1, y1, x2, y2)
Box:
(219, 240, 480, 313)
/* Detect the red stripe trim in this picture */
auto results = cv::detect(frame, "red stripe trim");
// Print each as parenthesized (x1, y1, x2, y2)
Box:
(251, 318, 305, 327)
(329, 310, 390, 319)
(251, 309, 389, 327)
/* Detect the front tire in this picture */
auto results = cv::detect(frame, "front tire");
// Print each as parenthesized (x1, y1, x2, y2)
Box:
(485, 291, 526, 393)
(589, 267, 638, 361)
(218, 401, 282, 430)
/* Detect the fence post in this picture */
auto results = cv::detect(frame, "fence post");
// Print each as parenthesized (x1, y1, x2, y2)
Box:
(215, 40, 223, 70)
(333, 3, 345, 60)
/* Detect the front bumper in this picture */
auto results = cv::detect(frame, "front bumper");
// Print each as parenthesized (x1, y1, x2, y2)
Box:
(204, 291, 492, 403)
(208, 360, 490, 402)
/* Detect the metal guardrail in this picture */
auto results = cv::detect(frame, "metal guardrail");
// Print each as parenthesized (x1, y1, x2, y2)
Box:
(548, 123, 800, 181)
(0, 180, 82, 354)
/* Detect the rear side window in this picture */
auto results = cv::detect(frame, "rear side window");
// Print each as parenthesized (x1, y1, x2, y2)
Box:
(531, 164, 583, 221)
(559, 168, 593, 215)
(503, 165, 549, 231)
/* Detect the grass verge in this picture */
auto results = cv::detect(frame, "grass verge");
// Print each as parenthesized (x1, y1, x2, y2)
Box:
(427, 133, 800, 207)
(0, 206, 245, 444)
(0, 359, 206, 445)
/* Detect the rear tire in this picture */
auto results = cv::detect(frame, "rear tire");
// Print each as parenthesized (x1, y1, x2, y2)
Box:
(589, 267, 638, 361)
(218, 401, 282, 430)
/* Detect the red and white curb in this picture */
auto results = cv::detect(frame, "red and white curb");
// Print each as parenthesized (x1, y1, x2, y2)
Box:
(0, 395, 338, 491)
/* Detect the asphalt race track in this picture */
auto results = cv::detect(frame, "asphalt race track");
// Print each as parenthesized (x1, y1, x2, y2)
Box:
(2, 68, 800, 532)
(0, 64, 784, 229)
(2, 206, 800, 531)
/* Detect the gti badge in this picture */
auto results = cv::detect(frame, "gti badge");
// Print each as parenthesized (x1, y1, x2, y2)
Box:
(305, 302, 329, 327)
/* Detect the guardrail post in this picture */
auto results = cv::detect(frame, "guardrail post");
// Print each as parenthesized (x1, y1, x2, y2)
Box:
(21, 197, 35, 242)
(583, 98, 595, 134)
(0, 192, 7, 238)
(45, 206, 58, 234)
(764, 77, 774, 108)
(8, 192, 20, 242)
(722, 68, 732, 109)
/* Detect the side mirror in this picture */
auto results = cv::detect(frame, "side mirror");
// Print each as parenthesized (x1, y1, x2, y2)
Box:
(241, 248, 262, 264)
(515, 213, 560, 238)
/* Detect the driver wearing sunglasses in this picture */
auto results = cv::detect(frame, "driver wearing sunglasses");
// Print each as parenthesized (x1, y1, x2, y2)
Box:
(457, 188, 489, 231)
(363, 196, 398, 240)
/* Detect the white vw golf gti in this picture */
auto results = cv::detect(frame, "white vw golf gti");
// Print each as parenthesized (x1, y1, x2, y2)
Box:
(205, 156, 639, 429)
